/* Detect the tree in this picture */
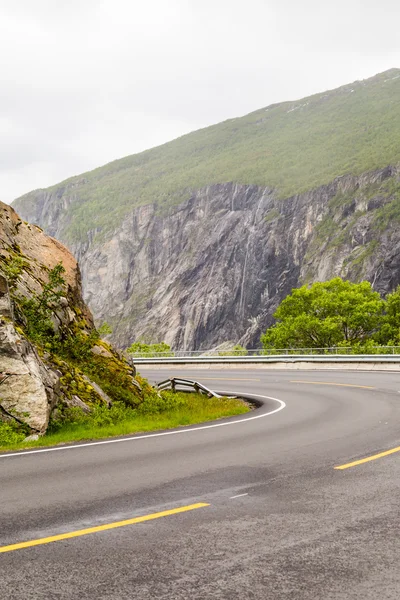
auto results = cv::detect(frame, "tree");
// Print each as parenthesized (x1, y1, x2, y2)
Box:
(376, 285, 400, 345)
(261, 278, 385, 350)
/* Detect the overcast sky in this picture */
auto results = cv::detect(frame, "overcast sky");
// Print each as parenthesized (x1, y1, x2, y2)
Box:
(1, 0, 399, 203)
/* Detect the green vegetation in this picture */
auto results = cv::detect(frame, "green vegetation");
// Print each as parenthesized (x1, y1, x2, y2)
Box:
(376, 287, 400, 345)
(13, 69, 400, 242)
(1, 262, 247, 449)
(97, 322, 113, 337)
(127, 341, 174, 357)
(7, 262, 146, 410)
(1, 254, 28, 289)
(303, 173, 400, 281)
(0, 420, 29, 446)
(261, 278, 386, 349)
(17, 262, 67, 347)
(0, 392, 249, 450)
(262, 278, 400, 350)
(373, 194, 400, 231)
(218, 345, 248, 356)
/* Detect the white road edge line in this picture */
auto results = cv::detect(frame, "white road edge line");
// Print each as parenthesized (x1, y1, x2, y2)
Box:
(0, 393, 286, 459)
(229, 493, 249, 499)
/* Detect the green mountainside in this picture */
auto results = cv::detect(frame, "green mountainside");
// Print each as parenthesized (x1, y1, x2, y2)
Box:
(14, 69, 400, 242)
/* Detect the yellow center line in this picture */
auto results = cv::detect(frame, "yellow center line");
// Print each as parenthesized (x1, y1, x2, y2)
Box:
(0, 503, 210, 554)
(290, 380, 375, 390)
(335, 446, 400, 470)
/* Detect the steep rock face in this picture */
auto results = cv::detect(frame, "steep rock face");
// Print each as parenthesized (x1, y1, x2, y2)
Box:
(300, 166, 400, 292)
(0, 201, 92, 325)
(76, 183, 291, 349)
(0, 202, 142, 435)
(0, 203, 92, 431)
(0, 281, 59, 433)
(13, 166, 400, 350)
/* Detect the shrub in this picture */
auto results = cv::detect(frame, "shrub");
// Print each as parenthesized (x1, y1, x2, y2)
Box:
(127, 341, 174, 357)
(0, 421, 27, 446)
(137, 390, 187, 414)
(219, 345, 248, 356)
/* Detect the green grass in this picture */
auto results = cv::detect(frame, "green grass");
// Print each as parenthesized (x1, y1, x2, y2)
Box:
(13, 69, 400, 243)
(0, 392, 249, 452)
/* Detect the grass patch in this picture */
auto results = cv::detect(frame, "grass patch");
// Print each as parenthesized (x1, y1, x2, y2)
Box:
(0, 392, 250, 452)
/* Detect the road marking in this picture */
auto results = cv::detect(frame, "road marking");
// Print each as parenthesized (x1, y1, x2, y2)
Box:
(290, 380, 375, 389)
(0, 393, 286, 459)
(229, 493, 248, 499)
(335, 446, 400, 470)
(0, 503, 210, 554)
(185, 378, 260, 381)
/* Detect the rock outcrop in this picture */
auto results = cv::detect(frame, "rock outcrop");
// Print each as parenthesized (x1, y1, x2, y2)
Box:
(0, 202, 143, 435)
(12, 165, 400, 350)
(0, 287, 59, 433)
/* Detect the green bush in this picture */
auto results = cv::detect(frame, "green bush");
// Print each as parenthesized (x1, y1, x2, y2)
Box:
(1, 255, 28, 289)
(127, 341, 174, 357)
(0, 421, 27, 446)
(97, 322, 113, 337)
(218, 345, 248, 356)
(6, 261, 144, 411)
(49, 402, 137, 432)
(137, 390, 187, 414)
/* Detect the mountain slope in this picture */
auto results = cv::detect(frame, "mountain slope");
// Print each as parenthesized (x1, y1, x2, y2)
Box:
(12, 70, 400, 350)
(13, 69, 400, 244)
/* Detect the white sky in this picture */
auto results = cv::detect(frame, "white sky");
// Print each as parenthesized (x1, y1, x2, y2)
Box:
(1, 0, 399, 202)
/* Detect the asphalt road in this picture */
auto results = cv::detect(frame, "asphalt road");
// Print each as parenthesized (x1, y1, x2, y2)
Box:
(1, 367, 399, 599)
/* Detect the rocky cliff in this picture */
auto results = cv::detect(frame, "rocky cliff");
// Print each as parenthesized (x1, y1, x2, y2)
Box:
(12, 70, 400, 351)
(0, 202, 143, 435)
(12, 166, 400, 350)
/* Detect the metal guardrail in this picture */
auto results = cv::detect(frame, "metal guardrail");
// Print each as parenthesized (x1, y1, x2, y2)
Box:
(135, 354, 400, 364)
(156, 377, 222, 398)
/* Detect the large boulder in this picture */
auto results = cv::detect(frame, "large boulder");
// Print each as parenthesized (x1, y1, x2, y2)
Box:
(0, 203, 144, 438)
(0, 274, 59, 433)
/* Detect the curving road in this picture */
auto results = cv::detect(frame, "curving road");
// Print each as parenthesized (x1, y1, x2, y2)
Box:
(1, 367, 399, 599)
